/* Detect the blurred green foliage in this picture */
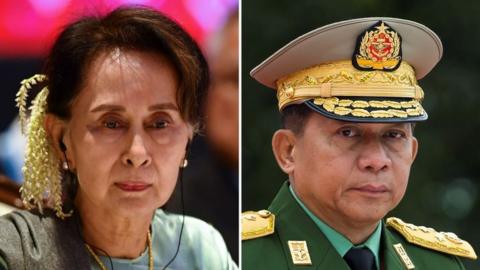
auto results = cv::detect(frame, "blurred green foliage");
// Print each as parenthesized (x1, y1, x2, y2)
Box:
(242, 0, 480, 268)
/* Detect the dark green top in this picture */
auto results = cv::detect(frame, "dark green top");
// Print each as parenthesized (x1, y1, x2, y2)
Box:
(242, 181, 466, 270)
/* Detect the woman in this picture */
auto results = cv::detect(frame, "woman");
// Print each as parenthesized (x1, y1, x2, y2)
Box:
(0, 6, 237, 270)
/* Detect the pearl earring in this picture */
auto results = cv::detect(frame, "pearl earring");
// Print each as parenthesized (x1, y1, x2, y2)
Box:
(62, 161, 69, 170)
(181, 159, 188, 168)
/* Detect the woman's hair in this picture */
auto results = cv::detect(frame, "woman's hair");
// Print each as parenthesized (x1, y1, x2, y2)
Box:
(17, 6, 209, 218)
(45, 5, 209, 126)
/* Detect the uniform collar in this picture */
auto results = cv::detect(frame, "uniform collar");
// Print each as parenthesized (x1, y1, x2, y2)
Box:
(289, 185, 382, 269)
(268, 181, 351, 269)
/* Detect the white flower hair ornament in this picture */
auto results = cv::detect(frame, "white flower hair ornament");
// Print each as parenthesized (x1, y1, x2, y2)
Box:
(16, 74, 72, 219)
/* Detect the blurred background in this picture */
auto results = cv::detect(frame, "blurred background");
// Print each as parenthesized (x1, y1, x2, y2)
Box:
(0, 0, 238, 262)
(242, 0, 480, 268)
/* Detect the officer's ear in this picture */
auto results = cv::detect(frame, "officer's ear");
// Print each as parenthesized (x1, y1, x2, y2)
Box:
(411, 136, 418, 162)
(272, 129, 296, 174)
(407, 123, 418, 162)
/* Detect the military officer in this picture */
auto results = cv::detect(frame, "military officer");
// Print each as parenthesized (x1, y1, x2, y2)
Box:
(242, 18, 477, 270)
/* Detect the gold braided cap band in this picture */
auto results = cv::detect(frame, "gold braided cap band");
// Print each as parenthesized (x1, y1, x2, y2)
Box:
(275, 60, 426, 119)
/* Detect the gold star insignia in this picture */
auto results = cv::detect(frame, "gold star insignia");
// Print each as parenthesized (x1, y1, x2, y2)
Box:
(375, 22, 389, 33)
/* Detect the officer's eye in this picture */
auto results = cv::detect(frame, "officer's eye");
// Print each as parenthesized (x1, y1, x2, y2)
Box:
(338, 127, 359, 137)
(384, 130, 405, 139)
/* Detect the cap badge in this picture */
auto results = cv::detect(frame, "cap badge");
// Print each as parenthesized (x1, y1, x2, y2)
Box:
(353, 21, 402, 71)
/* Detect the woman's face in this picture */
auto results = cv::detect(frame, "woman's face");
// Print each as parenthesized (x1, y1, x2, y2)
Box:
(62, 50, 191, 217)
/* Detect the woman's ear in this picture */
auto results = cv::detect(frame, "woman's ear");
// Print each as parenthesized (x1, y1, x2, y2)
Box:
(272, 129, 296, 175)
(187, 123, 195, 141)
(44, 114, 68, 161)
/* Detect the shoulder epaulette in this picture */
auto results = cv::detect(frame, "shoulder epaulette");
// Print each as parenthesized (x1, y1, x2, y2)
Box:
(386, 217, 477, 259)
(242, 210, 275, 240)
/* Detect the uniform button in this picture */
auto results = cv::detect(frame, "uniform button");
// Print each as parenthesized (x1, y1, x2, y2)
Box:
(258, 210, 271, 218)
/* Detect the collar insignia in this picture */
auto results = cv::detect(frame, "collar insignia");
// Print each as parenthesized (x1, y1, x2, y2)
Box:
(353, 21, 402, 71)
(288, 240, 312, 265)
(393, 243, 415, 269)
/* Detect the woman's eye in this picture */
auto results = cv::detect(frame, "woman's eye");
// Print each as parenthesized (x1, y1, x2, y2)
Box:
(103, 120, 122, 129)
(151, 120, 168, 129)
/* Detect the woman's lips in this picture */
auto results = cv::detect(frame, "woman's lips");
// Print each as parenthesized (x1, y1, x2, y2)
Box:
(115, 182, 152, 192)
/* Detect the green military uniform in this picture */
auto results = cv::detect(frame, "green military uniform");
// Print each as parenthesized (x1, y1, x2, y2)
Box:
(244, 17, 478, 269)
(242, 182, 475, 269)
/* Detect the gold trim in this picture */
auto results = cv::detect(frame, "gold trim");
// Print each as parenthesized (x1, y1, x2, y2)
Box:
(387, 217, 477, 260)
(242, 210, 275, 240)
(312, 97, 424, 119)
(275, 60, 422, 111)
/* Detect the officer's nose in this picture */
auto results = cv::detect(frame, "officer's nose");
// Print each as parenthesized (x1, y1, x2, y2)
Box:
(357, 138, 392, 173)
(121, 133, 152, 168)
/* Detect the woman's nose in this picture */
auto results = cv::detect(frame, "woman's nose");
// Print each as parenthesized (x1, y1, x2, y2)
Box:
(121, 133, 152, 168)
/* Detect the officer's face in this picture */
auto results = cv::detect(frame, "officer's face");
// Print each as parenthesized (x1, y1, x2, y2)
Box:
(277, 113, 417, 233)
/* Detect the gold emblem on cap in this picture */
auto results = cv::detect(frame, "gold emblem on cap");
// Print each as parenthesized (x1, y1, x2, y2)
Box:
(354, 21, 402, 71)
(393, 243, 415, 269)
(288, 241, 312, 265)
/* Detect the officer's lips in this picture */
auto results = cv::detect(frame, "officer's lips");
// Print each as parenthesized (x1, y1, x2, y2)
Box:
(350, 184, 389, 195)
